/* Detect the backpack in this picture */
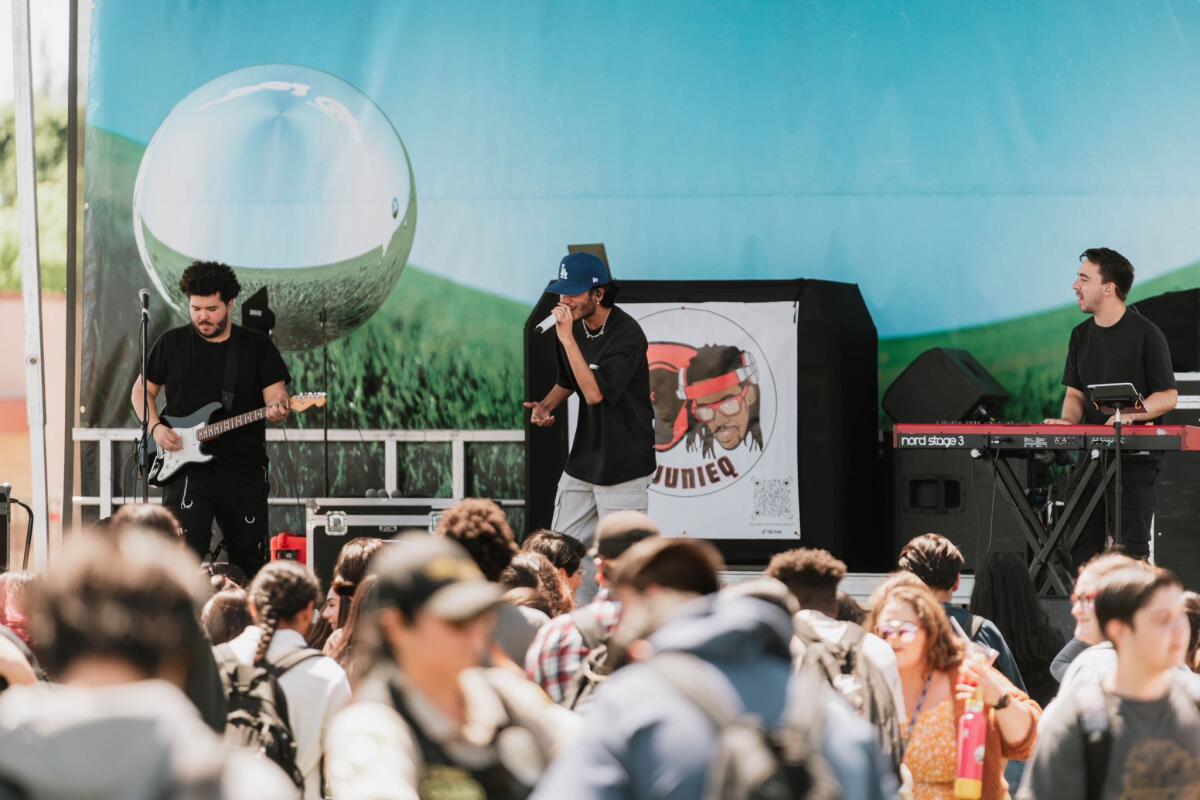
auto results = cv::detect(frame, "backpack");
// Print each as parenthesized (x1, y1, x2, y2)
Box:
(214, 643, 322, 790)
(386, 669, 558, 800)
(649, 651, 839, 800)
(562, 605, 612, 712)
(793, 616, 902, 772)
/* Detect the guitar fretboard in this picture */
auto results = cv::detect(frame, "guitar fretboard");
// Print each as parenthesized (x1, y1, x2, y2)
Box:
(197, 407, 269, 442)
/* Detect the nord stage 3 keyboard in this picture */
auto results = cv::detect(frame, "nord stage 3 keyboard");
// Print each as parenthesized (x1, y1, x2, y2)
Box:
(892, 423, 1200, 452)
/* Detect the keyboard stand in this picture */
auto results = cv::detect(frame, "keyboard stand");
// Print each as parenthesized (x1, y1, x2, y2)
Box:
(975, 447, 1125, 596)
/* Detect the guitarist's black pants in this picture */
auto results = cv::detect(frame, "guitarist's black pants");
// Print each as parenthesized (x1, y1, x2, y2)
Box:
(163, 461, 269, 580)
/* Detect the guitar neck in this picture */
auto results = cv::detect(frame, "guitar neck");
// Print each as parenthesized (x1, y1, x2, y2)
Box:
(197, 407, 269, 442)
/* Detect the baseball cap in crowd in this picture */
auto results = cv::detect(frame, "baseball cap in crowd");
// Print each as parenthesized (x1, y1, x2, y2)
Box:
(373, 532, 503, 622)
(547, 252, 611, 296)
(590, 510, 661, 560)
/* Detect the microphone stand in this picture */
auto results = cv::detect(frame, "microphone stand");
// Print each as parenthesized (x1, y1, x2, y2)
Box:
(320, 307, 330, 498)
(138, 292, 150, 503)
(1113, 407, 1124, 547)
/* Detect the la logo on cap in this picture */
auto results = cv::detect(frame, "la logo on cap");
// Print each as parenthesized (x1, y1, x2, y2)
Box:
(592, 277, 599, 283)
(560, 265, 569, 279)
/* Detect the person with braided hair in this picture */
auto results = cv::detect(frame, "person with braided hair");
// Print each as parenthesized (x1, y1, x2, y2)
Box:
(223, 560, 351, 799)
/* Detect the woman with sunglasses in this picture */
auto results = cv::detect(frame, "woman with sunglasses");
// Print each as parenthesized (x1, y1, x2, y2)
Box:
(869, 578, 1040, 800)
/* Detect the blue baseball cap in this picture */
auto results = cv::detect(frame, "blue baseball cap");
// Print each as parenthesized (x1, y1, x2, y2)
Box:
(547, 252, 611, 296)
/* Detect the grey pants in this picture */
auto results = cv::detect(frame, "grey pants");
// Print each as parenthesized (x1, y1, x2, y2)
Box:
(552, 471, 651, 605)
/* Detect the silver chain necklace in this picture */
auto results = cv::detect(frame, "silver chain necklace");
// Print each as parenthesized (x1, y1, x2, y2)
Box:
(581, 315, 608, 339)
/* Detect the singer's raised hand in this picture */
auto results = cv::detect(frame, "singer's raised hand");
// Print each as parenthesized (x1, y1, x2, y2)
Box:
(553, 303, 574, 342)
(523, 401, 555, 427)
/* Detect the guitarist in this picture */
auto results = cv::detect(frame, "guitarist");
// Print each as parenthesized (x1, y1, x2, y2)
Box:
(130, 261, 291, 578)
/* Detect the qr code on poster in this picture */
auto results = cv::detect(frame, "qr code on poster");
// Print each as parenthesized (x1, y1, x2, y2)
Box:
(751, 477, 795, 522)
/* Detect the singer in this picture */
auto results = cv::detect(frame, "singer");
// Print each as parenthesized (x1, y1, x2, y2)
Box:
(129, 261, 291, 578)
(525, 252, 656, 600)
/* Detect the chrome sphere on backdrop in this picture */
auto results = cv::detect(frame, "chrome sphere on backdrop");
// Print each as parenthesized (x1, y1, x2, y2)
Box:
(133, 64, 416, 350)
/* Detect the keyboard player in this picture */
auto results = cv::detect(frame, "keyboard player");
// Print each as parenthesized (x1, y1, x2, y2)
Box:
(1045, 248, 1177, 564)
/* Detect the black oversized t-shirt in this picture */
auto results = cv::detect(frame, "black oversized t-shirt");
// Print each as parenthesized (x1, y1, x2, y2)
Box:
(554, 305, 656, 486)
(146, 324, 291, 471)
(1062, 308, 1176, 425)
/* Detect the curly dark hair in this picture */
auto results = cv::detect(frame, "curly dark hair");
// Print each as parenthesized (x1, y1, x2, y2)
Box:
(898, 533, 964, 592)
(435, 498, 518, 581)
(597, 279, 621, 308)
(766, 547, 847, 615)
(682, 345, 763, 458)
(179, 260, 241, 302)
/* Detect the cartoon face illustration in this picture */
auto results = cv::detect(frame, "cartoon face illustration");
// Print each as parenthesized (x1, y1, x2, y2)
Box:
(647, 342, 698, 452)
(678, 345, 763, 457)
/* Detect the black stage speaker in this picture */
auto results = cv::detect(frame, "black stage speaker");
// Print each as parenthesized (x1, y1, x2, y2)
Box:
(1132, 290, 1200, 372)
(889, 446, 1030, 572)
(1153, 452, 1200, 590)
(883, 348, 1009, 423)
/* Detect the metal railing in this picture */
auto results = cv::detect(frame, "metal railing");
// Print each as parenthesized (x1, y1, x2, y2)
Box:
(71, 427, 526, 518)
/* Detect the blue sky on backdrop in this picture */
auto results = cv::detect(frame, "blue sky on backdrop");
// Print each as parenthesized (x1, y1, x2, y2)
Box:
(88, 0, 1200, 336)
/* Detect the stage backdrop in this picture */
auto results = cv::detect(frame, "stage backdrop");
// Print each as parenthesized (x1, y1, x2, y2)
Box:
(82, 2, 1200, 526)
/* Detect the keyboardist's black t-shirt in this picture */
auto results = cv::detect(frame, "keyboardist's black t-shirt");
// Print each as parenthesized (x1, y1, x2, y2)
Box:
(146, 324, 291, 471)
(1062, 308, 1176, 425)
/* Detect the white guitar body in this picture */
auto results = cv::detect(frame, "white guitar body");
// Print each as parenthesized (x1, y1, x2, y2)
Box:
(150, 426, 214, 485)
(146, 394, 325, 486)
(147, 401, 222, 486)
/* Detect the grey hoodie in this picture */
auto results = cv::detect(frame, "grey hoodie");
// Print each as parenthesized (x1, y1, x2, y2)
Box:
(532, 592, 898, 800)
(0, 679, 294, 800)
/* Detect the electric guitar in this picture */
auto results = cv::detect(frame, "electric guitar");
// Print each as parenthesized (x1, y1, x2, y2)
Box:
(147, 393, 326, 485)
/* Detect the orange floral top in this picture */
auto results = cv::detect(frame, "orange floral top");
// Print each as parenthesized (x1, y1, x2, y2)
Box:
(903, 698, 958, 800)
(899, 671, 1041, 800)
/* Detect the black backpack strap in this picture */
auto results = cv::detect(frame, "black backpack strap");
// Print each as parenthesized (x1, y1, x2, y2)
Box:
(571, 606, 606, 651)
(221, 325, 239, 412)
(1077, 683, 1112, 800)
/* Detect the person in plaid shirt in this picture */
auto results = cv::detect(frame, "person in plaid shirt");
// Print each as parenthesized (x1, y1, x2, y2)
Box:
(525, 511, 659, 703)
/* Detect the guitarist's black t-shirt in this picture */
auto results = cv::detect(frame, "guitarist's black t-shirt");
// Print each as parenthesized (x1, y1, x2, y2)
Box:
(146, 324, 291, 472)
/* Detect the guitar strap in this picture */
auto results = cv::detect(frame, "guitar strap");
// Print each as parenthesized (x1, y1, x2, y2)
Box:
(222, 325, 239, 412)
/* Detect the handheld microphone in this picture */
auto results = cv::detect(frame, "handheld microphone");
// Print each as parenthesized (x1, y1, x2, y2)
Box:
(536, 313, 557, 334)
(139, 288, 150, 311)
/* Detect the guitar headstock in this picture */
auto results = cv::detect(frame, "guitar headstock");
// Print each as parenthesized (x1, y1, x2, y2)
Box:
(289, 392, 328, 413)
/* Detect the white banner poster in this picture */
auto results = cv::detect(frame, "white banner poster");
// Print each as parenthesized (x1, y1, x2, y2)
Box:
(629, 301, 800, 540)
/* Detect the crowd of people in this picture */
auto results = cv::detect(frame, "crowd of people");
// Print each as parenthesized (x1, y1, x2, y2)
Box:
(0, 500, 1197, 799)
